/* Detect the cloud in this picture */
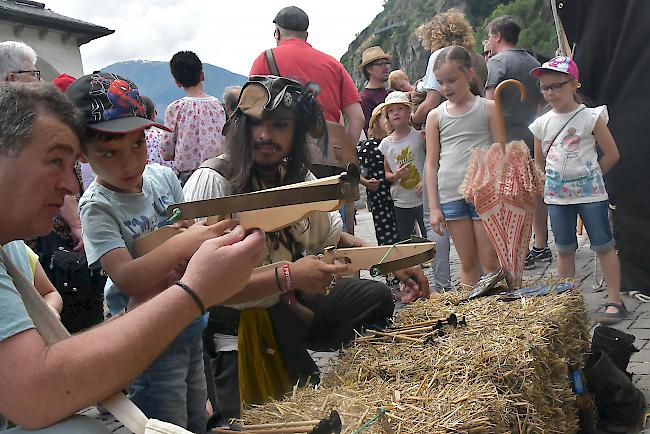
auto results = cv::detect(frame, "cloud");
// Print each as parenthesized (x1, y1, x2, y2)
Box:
(42, 0, 384, 75)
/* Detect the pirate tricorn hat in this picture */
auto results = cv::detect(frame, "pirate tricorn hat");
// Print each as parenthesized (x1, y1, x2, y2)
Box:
(223, 75, 325, 139)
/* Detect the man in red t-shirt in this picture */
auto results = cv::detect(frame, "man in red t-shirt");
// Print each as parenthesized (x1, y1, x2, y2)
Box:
(250, 6, 364, 148)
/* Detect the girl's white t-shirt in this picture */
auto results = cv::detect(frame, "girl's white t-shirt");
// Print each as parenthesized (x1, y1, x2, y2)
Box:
(529, 104, 609, 205)
(378, 127, 426, 208)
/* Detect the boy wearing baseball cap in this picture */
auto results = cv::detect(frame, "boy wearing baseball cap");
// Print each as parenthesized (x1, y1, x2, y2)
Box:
(67, 72, 225, 430)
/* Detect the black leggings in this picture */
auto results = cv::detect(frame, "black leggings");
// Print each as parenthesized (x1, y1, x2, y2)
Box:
(393, 205, 426, 241)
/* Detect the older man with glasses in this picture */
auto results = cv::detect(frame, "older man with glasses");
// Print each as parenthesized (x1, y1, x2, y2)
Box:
(0, 41, 40, 83)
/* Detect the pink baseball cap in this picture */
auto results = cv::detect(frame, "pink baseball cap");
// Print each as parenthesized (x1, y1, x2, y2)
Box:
(530, 56, 579, 81)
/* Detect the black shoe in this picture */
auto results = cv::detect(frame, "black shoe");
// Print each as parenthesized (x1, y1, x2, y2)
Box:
(584, 350, 646, 431)
(524, 247, 552, 269)
(591, 326, 639, 377)
(524, 252, 536, 269)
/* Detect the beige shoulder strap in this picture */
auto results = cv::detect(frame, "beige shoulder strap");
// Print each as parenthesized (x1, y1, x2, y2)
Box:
(200, 156, 236, 180)
(0, 249, 191, 434)
(551, 0, 573, 57)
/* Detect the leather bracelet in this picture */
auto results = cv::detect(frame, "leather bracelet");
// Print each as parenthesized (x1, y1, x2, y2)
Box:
(274, 266, 287, 294)
(175, 280, 206, 315)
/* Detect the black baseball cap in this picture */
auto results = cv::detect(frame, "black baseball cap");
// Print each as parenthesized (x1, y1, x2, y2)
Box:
(273, 6, 309, 32)
(66, 72, 170, 133)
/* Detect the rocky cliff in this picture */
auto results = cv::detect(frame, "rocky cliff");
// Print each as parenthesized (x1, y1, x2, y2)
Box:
(341, 0, 447, 88)
(341, 0, 555, 89)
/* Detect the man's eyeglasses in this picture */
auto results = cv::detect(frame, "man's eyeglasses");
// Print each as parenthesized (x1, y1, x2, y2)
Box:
(370, 61, 390, 68)
(539, 80, 570, 93)
(14, 69, 41, 79)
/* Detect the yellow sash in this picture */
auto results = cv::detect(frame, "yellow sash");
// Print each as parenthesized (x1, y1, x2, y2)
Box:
(237, 308, 292, 406)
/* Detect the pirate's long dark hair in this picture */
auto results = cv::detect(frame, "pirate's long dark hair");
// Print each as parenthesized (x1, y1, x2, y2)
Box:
(226, 82, 324, 194)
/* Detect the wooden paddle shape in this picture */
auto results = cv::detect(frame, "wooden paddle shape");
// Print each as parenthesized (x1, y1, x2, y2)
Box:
(309, 121, 357, 169)
(325, 121, 359, 237)
(133, 167, 359, 257)
(494, 79, 526, 150)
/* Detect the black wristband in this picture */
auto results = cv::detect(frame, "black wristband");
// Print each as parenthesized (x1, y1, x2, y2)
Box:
(175, 280, 206, 315)
(274, 266, 286, 294)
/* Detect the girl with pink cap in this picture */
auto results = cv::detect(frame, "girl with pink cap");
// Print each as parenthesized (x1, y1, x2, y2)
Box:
(529, 56, 625, 324)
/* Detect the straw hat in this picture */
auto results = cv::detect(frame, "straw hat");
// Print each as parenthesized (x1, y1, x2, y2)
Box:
(360, 46, 393, 69)
(369, 102, 386, 130)
(383, 91, 412, 109)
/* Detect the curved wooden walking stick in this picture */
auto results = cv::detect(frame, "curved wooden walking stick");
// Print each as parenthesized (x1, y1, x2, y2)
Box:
(311, 121, 360, 236)
(493, 79, 527, 151)
(133, 165, 360, 256)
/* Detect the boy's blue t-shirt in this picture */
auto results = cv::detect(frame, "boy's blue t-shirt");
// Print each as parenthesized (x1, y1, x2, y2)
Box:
(79, 164, 207, 335)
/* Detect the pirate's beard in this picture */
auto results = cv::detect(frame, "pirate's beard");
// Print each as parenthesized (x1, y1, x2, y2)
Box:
(252, 140, 287, 183)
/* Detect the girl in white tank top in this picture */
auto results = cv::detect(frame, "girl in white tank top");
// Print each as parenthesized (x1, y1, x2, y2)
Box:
(424, 46, 500, 288)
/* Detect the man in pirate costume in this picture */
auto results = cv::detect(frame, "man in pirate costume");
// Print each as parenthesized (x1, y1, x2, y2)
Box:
(183, 75, 430, 418)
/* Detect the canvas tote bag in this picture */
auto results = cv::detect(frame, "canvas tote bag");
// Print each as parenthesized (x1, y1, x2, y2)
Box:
(1, 248, 192, 434)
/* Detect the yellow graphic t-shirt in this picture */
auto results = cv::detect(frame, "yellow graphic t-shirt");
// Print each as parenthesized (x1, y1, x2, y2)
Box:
(378, 127, 426, 208)
(395, 147, 421, 190)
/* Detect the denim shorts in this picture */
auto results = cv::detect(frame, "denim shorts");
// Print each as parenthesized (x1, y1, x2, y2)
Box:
(547, 200, 614, 253)
(440, 199, 480, 221)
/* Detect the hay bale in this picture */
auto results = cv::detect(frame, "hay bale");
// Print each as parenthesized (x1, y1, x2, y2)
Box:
(241, 286, 591, 433)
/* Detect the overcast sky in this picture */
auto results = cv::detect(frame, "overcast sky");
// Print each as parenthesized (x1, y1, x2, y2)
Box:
(44, 0, 385, 76)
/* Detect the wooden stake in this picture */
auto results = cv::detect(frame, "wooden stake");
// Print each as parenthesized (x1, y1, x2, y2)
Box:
(366, 329, 422, 343)
(242, 419, 321, 429)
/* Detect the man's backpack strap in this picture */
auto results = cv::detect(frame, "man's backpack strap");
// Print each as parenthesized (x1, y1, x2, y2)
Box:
(200, 156, 237, 180)
(264, 49, 281, 76)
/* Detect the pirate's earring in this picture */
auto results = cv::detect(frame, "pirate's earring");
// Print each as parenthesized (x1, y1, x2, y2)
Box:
(576, 82, 582, 88)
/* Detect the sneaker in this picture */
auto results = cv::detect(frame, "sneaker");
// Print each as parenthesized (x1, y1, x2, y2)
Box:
(524, 247, 552, 269)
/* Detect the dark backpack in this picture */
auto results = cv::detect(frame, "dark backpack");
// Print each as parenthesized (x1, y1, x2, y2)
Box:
(36, 232, 106, 333)
(583, 326, 645, 432)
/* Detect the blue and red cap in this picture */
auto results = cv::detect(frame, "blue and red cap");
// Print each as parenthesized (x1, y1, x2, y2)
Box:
(66, 72, 170, 133)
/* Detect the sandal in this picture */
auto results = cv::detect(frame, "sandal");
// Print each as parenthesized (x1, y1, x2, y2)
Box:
(399, 289, 420, 303)
(596, 302, 628, 325)
(468, 268, 507, 299)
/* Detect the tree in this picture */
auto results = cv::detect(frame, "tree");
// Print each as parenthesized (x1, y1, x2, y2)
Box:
(478, 0, 555, 59)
